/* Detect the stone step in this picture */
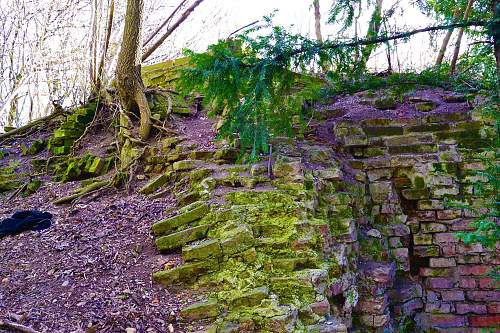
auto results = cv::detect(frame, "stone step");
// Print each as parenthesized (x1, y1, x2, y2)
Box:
(152, 202, 210, 236)
(155, 224, 209, 252)
(153, 260, 217, 285)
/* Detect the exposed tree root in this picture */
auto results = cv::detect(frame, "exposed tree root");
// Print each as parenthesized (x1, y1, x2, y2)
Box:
(0, 319, 40, 333)
(53, 180, 111, 205)
(0, 109, 67, 143)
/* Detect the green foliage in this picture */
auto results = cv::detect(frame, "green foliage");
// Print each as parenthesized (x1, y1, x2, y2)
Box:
(451, 100, 499, 281)
(177, 19, 323, 159)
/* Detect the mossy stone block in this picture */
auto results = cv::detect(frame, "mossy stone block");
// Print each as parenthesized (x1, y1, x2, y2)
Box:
(182, 239, 221, 261)
(173, 159, 203, 171)
(220, 225, 254, 256)
(153, 203, 210, 235)
(155, 224, 209, 251)
(364, 126, 403, 137)
(415, 101, 438, 112)
(180, 300, 220, 320)
(231, 287, 269, 307)
(153, 260, 214, 285)
(139, 172, 172, 194)
(401, 188, 429, 200)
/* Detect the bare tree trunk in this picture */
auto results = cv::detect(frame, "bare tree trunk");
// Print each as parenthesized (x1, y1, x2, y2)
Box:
(435, 9, 460, 67)
(142, 0, 205, 62)
(493, 0, 500, 97)
(450, 0, 475, 74)
(96, 0, 115, 91)
(116, 0, 151, 167)
(359, 0, 384, 69)
(313, 0, 323, 42)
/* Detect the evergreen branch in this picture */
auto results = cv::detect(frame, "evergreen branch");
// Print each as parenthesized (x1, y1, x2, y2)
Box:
(288, 20, 488, 58)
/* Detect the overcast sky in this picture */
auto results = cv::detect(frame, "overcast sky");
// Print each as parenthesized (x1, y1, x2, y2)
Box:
(157, 0, 440, 70)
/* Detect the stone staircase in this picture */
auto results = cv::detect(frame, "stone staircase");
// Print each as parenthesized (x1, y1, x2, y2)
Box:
(142, 137, 365, 332)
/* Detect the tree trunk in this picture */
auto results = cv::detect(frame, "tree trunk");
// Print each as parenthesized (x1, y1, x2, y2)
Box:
(450, 0, 475, 74)
(435, 9, 460, 67)
(313, 0, 323, 43)
(359, 0, 384, 69)
(492, 0, 500, 97)
(116, 0, 151, 167)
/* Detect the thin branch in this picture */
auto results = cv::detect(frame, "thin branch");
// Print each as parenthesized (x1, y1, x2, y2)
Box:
(142, 0, 188, 47)
(142, 0, 205, 62)
(288, 20, 488, 59)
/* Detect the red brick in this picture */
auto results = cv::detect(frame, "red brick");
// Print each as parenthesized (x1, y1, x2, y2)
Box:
(456, 243, 486, 254)
(427, 314, 466, 328)
(455, 303, 487, 314)
(417, 210, 436, 221)
(425, 302, 452, 314)
(450, 219, 475, 231)
(426, 278, 454, 289)
(419, 267, 452, 277)
(437, 210, 461, 220)
(467, 291, 500, 302)
(487, 303, 500, 314)
(469, 315, 500, 327)
(479, 277, 497, 289)
(441, 244, 456, 256)
(458, 277, 477, 289)
(430, 258, 456, 268)
(441, 290, 465, 302)
(458, 265, 490, 276)
(433, 232, 458, 243)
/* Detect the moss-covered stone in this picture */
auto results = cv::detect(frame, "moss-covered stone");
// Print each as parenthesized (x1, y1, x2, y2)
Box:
(182, 239, 222, 261)
(139, 172, 172, 194)
(153, 260, 216, 285)
(155, 224, 209, 251)
(173, 159, 204, 171)
(220, 225, 254, 256)
(153, 203, 210, 236)
(180, 300, 220, 320)
(401, 188, 429, 200)
(415, 101, 438, 112)
(231, 287, 269, 307)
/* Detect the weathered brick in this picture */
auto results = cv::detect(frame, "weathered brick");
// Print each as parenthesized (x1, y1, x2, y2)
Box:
(426, 314, 466, 328)
(414, 233, 433, 245)
(437, 210, 461, 220)
(469, 315, 500, 327)
(421, 223, 447, 233)
(467, 291, 500, 302)
(458, 265, 490, 276)
(426, 278, 454, 289)
(441, 290, 465, 302)
(449, 219, 475, 231)
(441, 244, 456, 256)
(414, 245, 440, 257)
(417, 199, 444, 210)
(456, 255, 482, 265)
(487, 303, 500, 314)
(456, 243, 486, 254)
(429, 258, 456, 268)
(393, 298, 423, 316)
(425, 302, 452, 314)
(458, 277, 477, 289)
(479, 277, 497, 289)
(419, 267, 452, 277)
(417, 210, 436, 221)
(433, 233, 458, 243)
(455, 303, 487, 315)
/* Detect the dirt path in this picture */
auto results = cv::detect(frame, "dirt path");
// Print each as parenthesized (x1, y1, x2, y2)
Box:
(0, 183, 197, 333)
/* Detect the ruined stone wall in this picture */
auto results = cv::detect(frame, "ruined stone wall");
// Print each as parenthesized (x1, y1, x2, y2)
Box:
(333, 110, 498, 332)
